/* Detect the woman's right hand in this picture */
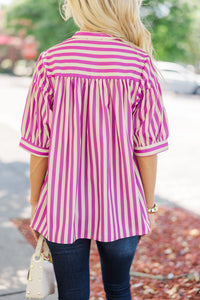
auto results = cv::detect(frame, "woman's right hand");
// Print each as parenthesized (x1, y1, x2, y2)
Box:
(31, 204, 40, 240)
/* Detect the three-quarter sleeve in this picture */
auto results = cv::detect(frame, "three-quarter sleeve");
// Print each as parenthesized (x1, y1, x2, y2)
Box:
(19, 53, 53, 157)
(133, 56, 169, 156)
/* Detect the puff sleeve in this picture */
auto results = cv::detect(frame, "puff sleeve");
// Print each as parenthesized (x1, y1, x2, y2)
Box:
(19, 53, 53, 157)
(132, 56, 169, 156)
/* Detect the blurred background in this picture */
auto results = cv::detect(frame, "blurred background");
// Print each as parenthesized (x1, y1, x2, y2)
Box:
(0, 0, 200, 76)
(0, 0, 200, 299)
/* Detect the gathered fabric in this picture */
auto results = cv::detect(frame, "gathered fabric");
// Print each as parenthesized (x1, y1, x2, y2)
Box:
(19, 31, 169, 244)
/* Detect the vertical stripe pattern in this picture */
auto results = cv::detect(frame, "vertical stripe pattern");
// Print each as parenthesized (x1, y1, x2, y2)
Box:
(20, 31, 169, 243)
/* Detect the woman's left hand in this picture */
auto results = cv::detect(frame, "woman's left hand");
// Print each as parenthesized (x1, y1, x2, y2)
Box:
(31, 204, 40, 240)
(148, 213, 156, 233)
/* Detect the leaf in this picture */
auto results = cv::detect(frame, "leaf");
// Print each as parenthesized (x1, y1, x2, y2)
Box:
(164, 248, 173, 254)
(188, 270, 200, 282)
(188, 229, 200, 237)
(143, 285, 157, 295)
(166, 284, 179, 296)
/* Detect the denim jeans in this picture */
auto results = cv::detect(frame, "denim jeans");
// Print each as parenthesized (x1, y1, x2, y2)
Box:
(46, 236, 140, 300)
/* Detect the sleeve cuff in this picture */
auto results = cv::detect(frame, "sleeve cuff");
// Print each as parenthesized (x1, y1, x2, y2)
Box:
(134, 140, 169, 156)
(19, 137, 49, 157)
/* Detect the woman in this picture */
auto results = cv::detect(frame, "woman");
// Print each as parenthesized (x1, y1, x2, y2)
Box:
(19, 0, 169, 299)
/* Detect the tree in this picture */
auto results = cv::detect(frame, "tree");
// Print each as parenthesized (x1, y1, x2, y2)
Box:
(6, 0, 79, 54)
(5, 0, 200, 66)
(142, 0, 200, 65)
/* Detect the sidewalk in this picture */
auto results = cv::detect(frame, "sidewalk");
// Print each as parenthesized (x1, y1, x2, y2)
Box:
(0, 75, 62, 299)
(0, 122, 57, 299)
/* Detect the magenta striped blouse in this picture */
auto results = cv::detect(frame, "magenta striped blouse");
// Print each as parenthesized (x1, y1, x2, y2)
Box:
(19, 31, 169, 244)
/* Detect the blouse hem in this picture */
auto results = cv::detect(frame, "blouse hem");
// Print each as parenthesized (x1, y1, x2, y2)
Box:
(30, 223, 150, 244)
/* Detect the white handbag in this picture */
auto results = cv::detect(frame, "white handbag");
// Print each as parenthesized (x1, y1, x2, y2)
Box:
(26, 235, 56, 299)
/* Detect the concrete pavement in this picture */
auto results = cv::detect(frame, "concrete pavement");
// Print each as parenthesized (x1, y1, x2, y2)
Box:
(0, 122, 58, 299)
(155, 91, 200, 216)
(0, 125, 59, 300)
(0, 75, 58, 299)
(0, 74, 199, 299)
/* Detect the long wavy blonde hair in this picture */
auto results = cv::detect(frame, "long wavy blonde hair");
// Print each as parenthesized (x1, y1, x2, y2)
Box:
(61, 0, 153, 58)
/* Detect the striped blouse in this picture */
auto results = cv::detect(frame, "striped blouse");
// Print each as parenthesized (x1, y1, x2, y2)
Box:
(19, 31, 169, 244)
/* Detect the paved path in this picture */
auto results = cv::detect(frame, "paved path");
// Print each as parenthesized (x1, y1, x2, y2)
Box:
(0, 74, 199, 299)
(0, 75, 54, 299)
(155, 91, 200, 215)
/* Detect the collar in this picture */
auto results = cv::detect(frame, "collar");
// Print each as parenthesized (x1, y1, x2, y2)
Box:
(73, 30, 118, 40)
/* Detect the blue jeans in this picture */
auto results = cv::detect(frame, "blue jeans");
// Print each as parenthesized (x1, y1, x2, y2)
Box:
(46, 236, 140, 300)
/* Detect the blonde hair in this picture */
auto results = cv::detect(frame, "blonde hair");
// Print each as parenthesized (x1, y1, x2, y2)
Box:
(61, 0, 153, 59)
